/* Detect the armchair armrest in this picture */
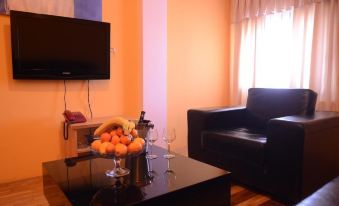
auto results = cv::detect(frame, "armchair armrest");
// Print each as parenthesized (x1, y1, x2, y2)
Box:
(266, 111, 339, 201)
(187, 106, 247, 157)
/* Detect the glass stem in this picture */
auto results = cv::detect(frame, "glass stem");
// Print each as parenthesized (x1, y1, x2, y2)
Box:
(115, 158, 121, 170)
(167, 159, 170, 171)
(167, 143, 171, 154)
(150, 143, 153, 155)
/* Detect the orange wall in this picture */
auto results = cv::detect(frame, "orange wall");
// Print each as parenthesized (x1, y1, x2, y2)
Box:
(167, 0, 230, 154)
(0, 0, 142, 183)
(0, 0, 230, 183)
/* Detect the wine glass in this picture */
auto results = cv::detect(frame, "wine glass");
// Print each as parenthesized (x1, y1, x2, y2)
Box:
(146, 127, 158, 159)
(163, 159, 176, 186)
(162, 128, 176, 159)
(165, 157, 174, 173)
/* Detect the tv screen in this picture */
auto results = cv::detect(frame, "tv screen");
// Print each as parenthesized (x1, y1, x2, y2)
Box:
(10, 10, 110, 80)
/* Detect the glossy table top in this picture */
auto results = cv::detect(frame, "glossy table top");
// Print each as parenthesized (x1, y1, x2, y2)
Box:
(43, 146, 230, 205)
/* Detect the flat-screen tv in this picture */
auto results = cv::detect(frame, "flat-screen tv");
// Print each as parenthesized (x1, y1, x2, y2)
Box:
(10, 10, 110, 80)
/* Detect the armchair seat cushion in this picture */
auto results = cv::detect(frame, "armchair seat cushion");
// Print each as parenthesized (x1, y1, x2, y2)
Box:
(202, 127, 267, 165)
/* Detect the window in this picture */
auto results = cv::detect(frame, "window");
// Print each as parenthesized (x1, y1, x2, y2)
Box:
(230, 0, 339, 111)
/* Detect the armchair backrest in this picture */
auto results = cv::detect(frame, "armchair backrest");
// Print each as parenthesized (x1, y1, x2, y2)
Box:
(246, 88, 317, 129)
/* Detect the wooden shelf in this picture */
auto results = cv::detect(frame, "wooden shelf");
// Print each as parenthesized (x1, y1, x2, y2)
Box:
(64, 116, 112, 158)
(68, 116, 112, 130)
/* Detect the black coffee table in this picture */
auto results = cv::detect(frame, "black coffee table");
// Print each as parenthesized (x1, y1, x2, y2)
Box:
(43, 146, 230, 205)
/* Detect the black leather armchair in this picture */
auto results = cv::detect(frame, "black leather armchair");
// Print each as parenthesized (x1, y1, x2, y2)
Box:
(187, 88, 339, 204)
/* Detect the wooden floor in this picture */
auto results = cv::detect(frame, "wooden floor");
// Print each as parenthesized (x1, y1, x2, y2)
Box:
(231, 184, 285, 206)
(0, 176, 285, 206)
(0, 176, 70, 206)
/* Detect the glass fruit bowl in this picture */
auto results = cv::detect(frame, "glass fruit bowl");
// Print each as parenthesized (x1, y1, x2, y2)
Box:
(90, 136, 146, 178)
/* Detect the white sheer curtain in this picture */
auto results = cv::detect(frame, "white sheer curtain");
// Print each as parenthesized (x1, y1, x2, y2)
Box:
(310, 0, 339, 110)
(230, 0, 339, 111)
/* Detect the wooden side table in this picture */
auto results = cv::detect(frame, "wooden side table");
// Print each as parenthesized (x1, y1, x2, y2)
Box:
(64, 116, 112, 158)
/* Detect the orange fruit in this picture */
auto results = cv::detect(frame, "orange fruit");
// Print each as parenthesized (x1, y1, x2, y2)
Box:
(120, 135, 131, 145)
(130, 129, 138, 138)
(105, 142, 115, 154)
(99, 142, 110, 155)
(91, 140, 102, 151)
(110, 135, 120, 145)
(100, 132, 111, 142)
(115, 143, 128, 157)
(127, 142, 142, 154)
(133, 137, 145, 147)
(110, 130, 117, 136)
(116, 127, 124, 137)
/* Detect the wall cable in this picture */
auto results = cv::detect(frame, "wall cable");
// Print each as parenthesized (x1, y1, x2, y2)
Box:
(87, 80, 93, 119)
(64, 80, 67, 111)
(63, 80, 69, 140)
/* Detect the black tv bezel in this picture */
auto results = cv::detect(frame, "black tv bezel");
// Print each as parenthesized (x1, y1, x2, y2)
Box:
(10, 10, 110, 80)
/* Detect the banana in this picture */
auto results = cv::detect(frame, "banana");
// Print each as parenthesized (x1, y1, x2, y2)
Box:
(94, 116, 135, 137)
